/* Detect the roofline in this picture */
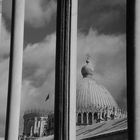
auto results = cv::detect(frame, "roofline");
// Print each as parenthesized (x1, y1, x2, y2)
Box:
(80, 128, 127, 140)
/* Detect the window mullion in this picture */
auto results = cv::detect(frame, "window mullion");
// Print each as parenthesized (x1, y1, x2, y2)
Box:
(5, 0, 25, 140)
(54, 0, 72, 140)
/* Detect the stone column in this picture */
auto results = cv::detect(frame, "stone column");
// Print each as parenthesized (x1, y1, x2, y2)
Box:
(100, 109, 103, 121)
(39, 118, 45, 137)
(5, 0, 25, 140)
(30, 126, 33, 137)
(39, 119, 42, 137)
(92, 112, 94, 124)
(86, 113, 89, 124)
(34, 117, 37, 135)
(37, 120, 41, 136)
(81, 113, 83, 124)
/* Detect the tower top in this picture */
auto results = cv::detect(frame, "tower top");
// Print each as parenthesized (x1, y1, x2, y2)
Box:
(81, 56, 95, 78)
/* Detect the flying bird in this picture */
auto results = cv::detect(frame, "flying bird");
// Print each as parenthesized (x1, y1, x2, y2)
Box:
(45, 94, 50, 102)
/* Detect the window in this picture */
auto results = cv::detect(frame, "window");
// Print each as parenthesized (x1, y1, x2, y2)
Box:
(77, 113, 81, 124)
(3, 0, 77, 140)
(83, 112, 87, 124)
(1, 0, 132, 140)
(88, 112, 92, 125)
(76, 0, 128, 139)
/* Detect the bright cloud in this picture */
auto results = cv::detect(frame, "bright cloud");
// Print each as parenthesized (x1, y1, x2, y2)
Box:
(3, 0, 57, 28)
(20, 33, 56, 115)
(25, 0, 56, 27)
(0, 18, 10, 61)
(0, 18, 10, 137)
(77, 29, 126, 107)
(20, 29, 126, 115)
(0, 59, 9, 137)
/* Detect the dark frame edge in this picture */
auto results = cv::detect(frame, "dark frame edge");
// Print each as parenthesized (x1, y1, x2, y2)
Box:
(54, 0, 72, 140)
(5, 0, 16, 139)
(127, 0, 135, 139)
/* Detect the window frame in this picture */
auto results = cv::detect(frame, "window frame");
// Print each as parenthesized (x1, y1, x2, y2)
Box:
(54, 0, 77, 140)
(5, 0, 77, 139)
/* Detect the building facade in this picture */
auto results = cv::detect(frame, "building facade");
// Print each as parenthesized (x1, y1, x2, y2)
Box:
(23, 111, 54, 137)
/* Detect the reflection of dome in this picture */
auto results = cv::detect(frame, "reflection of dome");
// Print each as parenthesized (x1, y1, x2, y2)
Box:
(76, 78, 118, 111)
(77, 58, 118, 111)
(76, 58, 121, 125)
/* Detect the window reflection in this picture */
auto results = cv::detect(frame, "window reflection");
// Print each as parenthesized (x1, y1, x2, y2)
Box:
(76, 0, 127, 139)
(0, 0, 11, 138)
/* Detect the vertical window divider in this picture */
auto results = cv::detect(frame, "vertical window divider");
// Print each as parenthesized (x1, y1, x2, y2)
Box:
(69, 0, 77, 140)
(5, 0, 25, 140)
(54, 0, 77, 140)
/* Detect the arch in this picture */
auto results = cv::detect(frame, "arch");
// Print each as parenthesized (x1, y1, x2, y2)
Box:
(83, 112, 87, 124)
(88, 112, 92, 124)
(77, 113, 82, 124)
(94, 112, 98, 120)
(94, 112, 98, 122)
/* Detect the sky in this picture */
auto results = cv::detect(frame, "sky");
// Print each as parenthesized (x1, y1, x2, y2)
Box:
(0, 0, 126, 137)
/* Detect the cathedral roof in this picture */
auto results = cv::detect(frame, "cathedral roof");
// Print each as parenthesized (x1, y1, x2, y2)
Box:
(77, 58, 118, 112)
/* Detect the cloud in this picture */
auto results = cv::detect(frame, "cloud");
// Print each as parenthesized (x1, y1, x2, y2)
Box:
(2, 0, 57, 28)
(3, 0, 126, 33)
(0, 32, 56, 135)
(0, 59, 9, 137)
(78, 0, 126, 34)
(25, 0, 56, 27)
(20, 33, 56, 112)
(0, 19, 56, 136)
(22, 33, 56, 86)
(0, 18, 10, 61)
(0, 18, 10, 137)
(20, 29, 126, 115)
(0, 28, 126, 135)
(77, 29, 126, 107)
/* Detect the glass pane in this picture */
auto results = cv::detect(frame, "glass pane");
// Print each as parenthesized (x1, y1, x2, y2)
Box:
(77, 0, 127, 139)
(0, 0, 11, 139)
(18, 0, 57, 139)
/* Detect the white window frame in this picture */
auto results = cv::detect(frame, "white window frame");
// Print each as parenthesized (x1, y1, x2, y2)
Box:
(4, 0, 77, 140)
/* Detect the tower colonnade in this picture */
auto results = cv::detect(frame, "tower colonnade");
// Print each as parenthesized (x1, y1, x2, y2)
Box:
(76, 107, 127, 125)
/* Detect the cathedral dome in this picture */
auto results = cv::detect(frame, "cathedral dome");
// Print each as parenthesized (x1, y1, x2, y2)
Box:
(77, 58, 118, 112)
